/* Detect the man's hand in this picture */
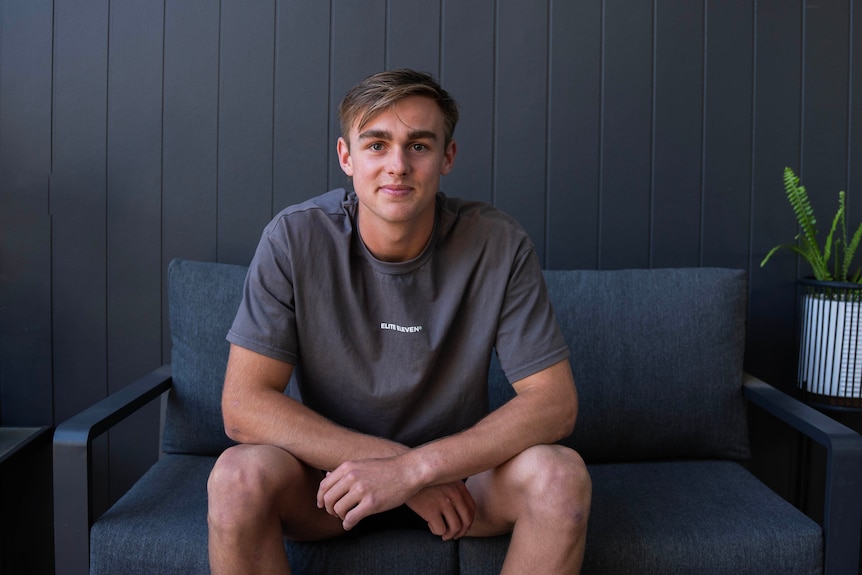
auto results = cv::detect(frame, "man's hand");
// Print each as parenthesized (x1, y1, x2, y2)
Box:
(406, 481, 476, 540)
(317, 457, 421, 530)
(316, 457, 476, 539)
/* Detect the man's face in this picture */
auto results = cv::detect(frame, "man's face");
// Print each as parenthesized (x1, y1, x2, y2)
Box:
(337, 95, 456, 250)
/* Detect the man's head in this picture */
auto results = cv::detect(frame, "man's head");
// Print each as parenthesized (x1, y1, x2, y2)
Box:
(338, 69, 459, 148)
(335, 70, 458, 262)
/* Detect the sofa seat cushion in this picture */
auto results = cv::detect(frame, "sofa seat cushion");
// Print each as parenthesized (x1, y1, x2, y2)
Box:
(458, 460, 822, 575)
(90, 454, 213, 574)
(90, 454, 460, 575)
(286, 529, 458, 574)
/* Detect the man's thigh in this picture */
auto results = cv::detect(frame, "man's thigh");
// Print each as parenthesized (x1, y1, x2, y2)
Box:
(463, 444, 587, 538)
(211, 443, 346, 542)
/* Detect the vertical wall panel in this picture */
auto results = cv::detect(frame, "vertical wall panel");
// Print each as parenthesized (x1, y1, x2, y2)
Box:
(651, 0, 704, 268)
(440, 0, 495, 203)
(801, 1, 850, 216)
(51, 0, 110, 423)
(0, 0, 53, 425)
(105, 0, 165, 502)
(600, 1, 653, 270)
(163, 1, 220, 267)
(547, 0, 602, 270)
(274, 0, 331, 210)
(387, 0, 440, 74)
(218, 0, 276, 266)
(328, 0, 387, 189)
(702, 0, 753, 269)
(495, 0, 549, 261)
(749, 0, 802, 385)
(851, 0, 862, 230)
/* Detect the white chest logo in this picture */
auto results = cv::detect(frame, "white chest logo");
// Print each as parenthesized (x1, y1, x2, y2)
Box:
(380, 322, 423, 334)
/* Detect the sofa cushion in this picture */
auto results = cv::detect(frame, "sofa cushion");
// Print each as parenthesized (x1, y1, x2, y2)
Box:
(90, 454, 459, 575)
(492, 268, 750, 462)
(458, 460, 822, 575)
(286, 528, 458, 574)
(90, 454, 213, 574)
(163, 259, 247, 455)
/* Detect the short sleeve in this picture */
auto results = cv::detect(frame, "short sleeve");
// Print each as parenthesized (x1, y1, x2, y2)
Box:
(226, 222, 299, 365)
(494, 248, 570, 383)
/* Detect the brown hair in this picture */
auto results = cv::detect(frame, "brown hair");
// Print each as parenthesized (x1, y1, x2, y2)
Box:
(338, 69, 459, 146)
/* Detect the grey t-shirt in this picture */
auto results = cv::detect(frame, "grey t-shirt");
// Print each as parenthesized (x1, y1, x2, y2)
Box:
(227, 189, 569, 447)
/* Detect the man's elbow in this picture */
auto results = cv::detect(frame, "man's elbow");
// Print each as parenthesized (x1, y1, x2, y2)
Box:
(546, 359, 578, 441)
(221, 396, 245, 442)
(556, 410, 576, 442)
(223, 421, 243, 443)
(554, 387, 578, 441)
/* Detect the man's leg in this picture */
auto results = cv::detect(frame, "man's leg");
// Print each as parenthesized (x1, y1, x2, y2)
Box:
(207, 443, 345, 575)
(465, 444, 591, 574)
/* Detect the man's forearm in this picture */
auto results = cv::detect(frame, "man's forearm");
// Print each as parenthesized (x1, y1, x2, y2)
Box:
(222, 344, 408, 471)
(226, 388, 409, 471)
(403, 359, 577, 489)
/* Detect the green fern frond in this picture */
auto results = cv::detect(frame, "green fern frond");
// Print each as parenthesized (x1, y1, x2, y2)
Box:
(840, 190, 849, 246)
(783, 167, 829, 278)
(784, 168, 817, 240)
(761, 243, 815, 268)
(822, 204, 843, 280)
(843, 218, 862, 282)
(761, 167, 862, 283)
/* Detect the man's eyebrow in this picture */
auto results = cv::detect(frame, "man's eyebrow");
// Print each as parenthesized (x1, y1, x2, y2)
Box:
(357, 128, 439, 141)
(406, 129, 439, 141)
(357, 129, 392, 141)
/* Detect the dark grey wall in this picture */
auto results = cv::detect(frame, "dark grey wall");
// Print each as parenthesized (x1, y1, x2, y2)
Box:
(1, 0, 860, 512)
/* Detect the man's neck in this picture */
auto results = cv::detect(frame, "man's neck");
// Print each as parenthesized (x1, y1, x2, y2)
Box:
(357, 211, 435, 263)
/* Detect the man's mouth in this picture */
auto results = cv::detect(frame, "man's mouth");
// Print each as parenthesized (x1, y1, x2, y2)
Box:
(380, 185, 413, 197)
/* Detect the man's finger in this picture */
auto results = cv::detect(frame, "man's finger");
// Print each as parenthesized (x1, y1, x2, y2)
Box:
(426, 514, 447, 537)
(317, 473, 353, 516)
(341, 499, 376, 531)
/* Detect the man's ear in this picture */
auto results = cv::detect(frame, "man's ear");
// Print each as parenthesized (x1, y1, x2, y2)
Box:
(337, 137, 353, 177)
(440, 139, 457, 176)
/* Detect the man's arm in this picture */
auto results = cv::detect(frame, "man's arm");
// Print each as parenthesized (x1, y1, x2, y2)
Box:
(412, 357, 577, 483)
(222, 343, 409, 469)
(317, 358, 577, 528)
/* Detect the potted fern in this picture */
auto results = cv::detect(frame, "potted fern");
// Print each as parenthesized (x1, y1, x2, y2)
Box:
(761, 167, 862, 405)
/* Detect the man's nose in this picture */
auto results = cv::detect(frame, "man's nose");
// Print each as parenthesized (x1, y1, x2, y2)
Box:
(387, 147, 409, 175)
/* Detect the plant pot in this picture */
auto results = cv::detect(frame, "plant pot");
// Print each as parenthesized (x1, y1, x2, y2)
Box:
(798, 278, 862, 408)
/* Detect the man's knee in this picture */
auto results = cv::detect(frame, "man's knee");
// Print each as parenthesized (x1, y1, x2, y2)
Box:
(513, 445, 591, 526)
(208, 446, 262, 525)
(208, 444, 299, 527)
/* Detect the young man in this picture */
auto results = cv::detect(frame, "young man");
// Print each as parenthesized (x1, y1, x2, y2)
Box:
(207, 69, 592, 574)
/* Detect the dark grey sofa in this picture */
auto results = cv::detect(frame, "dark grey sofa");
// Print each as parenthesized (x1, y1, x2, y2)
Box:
(54, 259, 862, 574)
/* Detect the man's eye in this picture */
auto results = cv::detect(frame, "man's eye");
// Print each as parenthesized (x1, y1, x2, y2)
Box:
(411, 143, 427, 152)
(370, 142, 385, 151)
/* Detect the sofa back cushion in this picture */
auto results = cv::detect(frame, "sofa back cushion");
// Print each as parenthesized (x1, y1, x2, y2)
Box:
(163, 259, 246, 454)
(490, 268, 750, 462)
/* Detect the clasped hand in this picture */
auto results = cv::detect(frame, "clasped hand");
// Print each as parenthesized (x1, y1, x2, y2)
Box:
(317, 456, 476, 540)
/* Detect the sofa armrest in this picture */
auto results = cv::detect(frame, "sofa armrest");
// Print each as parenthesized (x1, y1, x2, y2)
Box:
(53, 364, 173, 575)
(743, 373, 862, 575)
